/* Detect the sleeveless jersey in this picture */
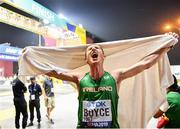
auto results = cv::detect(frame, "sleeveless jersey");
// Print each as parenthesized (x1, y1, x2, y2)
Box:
(77, 71, 120, 128)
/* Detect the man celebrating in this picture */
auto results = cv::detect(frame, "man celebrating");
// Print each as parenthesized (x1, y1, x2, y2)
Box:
(46, 33, 178, 128)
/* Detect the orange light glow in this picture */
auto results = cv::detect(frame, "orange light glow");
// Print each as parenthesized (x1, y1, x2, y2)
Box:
(164, 24, 172, 31)
(177, 18, 180, 26)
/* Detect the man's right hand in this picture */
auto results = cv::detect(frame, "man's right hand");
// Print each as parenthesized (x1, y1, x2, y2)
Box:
(45, 70, 57, 77)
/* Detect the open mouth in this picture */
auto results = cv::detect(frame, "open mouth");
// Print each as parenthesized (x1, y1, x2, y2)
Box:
(92, 53, 98, 59)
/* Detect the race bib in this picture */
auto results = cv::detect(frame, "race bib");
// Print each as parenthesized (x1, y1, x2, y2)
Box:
(51, 88, 54, 92)
(31, 95, 35, 100)
(82, 100, 112, 127)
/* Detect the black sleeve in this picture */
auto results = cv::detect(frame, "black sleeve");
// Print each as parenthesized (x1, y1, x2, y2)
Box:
(19, 80, 27, 93)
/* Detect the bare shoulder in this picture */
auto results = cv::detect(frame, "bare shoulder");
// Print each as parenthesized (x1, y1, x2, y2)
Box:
(111, 69, 124, 77)
(110, 70, 118, 79)
(109, 70, 124, 91)
(110, 69, 126, 83)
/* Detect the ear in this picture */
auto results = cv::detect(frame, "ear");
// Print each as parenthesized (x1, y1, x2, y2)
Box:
(102, 56, 105, 61)
(102, 53, 105, 59)
(85, 58, 88, 64)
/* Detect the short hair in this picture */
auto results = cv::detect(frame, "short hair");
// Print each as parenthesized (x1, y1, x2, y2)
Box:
(30, 76, 35, 80)
(84, 44, 104, 60)
(168, 75, 180, 93)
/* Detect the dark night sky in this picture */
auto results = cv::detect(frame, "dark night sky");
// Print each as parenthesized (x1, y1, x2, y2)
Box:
(0, 0, 180, 64)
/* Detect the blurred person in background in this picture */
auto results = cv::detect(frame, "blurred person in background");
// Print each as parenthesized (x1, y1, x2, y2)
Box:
(27, 77, 42, 127)
(154, 75, 180, 128)
(42, 76, 55, 124)
(12, 72, 28, 129)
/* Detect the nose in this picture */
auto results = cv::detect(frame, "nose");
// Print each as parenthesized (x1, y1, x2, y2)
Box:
(92, 47, 96, 51)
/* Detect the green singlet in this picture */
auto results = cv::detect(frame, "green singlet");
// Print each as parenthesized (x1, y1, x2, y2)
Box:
(164, 91, 180, 128)
(77, 71, 120, 128)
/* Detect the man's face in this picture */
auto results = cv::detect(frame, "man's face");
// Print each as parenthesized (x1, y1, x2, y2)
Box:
(31, 79, 36, 84)
(85, 45, 105, 65)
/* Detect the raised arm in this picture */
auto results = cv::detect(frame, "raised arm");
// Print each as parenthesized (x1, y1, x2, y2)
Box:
(114, 32, 179, 84)
(46, 70, 79, 84)
(114, 47, 170, 83)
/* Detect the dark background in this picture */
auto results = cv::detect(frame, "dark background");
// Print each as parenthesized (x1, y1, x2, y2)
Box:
(0, 0, 179, 64)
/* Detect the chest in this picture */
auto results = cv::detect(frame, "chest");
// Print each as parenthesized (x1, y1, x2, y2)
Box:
(79, 73, 117, 100)
(29, 85, 38, 92)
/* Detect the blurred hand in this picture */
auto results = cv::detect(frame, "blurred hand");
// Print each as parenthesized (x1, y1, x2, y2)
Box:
(166, 32, 179, 39)
(164, 32, 179, 50)
(22, 48, 27, 53)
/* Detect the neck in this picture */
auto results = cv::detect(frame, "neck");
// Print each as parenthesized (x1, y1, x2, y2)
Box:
(89, 63, 104, 80)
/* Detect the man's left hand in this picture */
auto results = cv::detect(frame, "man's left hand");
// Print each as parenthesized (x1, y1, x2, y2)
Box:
(166, 32, 179, 39)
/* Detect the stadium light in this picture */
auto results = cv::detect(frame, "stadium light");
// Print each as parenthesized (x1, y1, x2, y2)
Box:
(43, 19, 49, 25)
(163, 21, 180, 33)
(58, 13, 68, 20)
(164, 24, 173, 31)
(79, 24, 83, 28)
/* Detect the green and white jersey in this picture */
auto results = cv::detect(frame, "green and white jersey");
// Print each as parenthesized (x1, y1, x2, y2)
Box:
(164, 91, 180, 128)
(77, 71, 120, 128)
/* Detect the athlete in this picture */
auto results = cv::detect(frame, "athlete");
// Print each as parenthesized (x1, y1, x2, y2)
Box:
(46, 33, 178, 128)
